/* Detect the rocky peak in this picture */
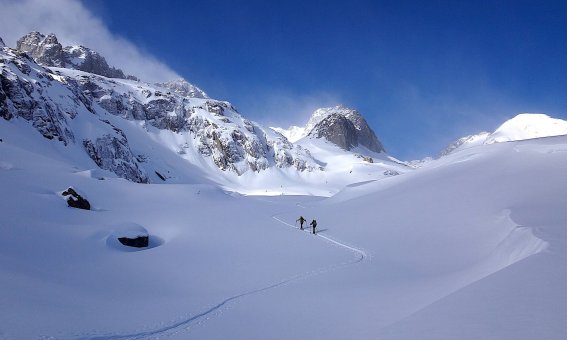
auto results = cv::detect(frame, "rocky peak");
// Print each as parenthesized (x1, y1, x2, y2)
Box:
(307, 105, 385, 153)
(309, 113, 359, 151)
(15, 31, 134, 80)
(15, 31, 44, 51)
(64, 45, 131, 79)
(156, 78, 208, 99)
(0, 36, 5, 47)
(17, 31, 66, 67)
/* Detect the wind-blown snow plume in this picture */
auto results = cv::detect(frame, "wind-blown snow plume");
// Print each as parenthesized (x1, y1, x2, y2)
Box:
(0, 0, 179, 82)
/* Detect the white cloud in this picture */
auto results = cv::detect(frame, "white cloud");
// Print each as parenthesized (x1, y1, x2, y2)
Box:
(0, 0, 179, 82)
(237, 90, 344, 129)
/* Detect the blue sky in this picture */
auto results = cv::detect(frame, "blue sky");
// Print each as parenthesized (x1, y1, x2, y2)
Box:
(5, 0, 567, 160)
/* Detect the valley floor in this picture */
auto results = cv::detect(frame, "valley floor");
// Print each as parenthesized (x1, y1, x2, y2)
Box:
(1, 132, 567, 339)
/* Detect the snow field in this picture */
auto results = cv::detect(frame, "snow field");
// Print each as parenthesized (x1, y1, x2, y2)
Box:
(1, 115, 567, 338)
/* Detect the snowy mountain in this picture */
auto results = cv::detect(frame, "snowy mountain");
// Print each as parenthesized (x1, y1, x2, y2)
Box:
(485, 113, 567, 144)
(1, 113, 566, 339)
(273, 105, 385, 153)
(439, 132, 490, 157)
(2, 31, 567, 340)
(440, 113, 567, 157)
(1, 32, 334, 189)
(16, 31, 137, 80)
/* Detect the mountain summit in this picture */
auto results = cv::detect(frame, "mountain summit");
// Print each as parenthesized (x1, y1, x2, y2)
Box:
(1, 32, 321, 186)
(273, 105, 385, 153)
(16, 31, 136, 80)
(439, 113, 567, 157)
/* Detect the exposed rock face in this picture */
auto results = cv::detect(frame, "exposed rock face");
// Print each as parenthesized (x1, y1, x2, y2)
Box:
(156, 78, 208, 99)
(1, 46, 147, 182)
(64, 45, 132, 79)
(2, 31, 321, 181)
(0, 37, 5, 48)
(16, 32, 66, 67)
(83, 122, 149, 184)
(308, 106, 385, 153)
(310, 113, 359, 150)
(16, 32, 134, 80)
(69, 71, 319, 174)
(62, 187, 91, 210)
(0, 47, 76, 144)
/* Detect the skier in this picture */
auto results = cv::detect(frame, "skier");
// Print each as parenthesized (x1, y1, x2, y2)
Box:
(297, 216, 306, 230)
(310, 219, 317, 234)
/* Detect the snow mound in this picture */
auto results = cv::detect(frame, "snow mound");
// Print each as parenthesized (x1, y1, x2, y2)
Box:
(486, 113, 567, 144)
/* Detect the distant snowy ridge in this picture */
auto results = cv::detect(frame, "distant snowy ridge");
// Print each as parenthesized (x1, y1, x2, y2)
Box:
(439, 132, 490, 157)
(485, 113, 567, 144)
(440, 113, 567, 157)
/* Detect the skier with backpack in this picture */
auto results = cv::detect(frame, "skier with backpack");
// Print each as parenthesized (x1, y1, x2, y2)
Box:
(310, 219, 317, 234)
(297, 216, 306, 230)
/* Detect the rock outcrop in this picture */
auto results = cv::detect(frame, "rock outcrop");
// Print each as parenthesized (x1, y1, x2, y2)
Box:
(2, 32, 320, 181)
(16, 32, 134, 80)
(83, 126, 149, 184)
(156, 78, 208, 99)
(307, 105, 385, 153)
(118, 235, 149, 248)
(0, 47, 76, 144)
(1, 45, 147, 182)
(62, 187, 91, 210)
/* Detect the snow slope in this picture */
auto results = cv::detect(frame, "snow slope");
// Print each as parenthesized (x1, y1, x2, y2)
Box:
(440, 113, 567, 158)
(486, 113, 567, 144)
(2, 110, 566, 339)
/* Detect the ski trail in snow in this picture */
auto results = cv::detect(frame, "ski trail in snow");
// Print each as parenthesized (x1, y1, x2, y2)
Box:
(77, 204, 367, 340)
(272, 212, 367, 263)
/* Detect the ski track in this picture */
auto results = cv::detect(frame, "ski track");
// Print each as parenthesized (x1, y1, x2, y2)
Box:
(73, 203, 367, 340)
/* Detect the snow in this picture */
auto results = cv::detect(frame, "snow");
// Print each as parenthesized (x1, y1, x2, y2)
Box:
(3, 38, 567, 339)
(270, 125, 306, 143)
(2, 109, 567, 339)
(485, 113, 567, 143)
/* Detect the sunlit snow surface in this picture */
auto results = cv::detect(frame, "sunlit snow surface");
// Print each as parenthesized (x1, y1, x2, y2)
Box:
(1, 115, 567, 339)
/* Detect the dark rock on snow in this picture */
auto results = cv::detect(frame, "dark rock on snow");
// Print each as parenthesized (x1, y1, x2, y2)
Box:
(118, 236, 149, 248)
(62, 187, 91, 210)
